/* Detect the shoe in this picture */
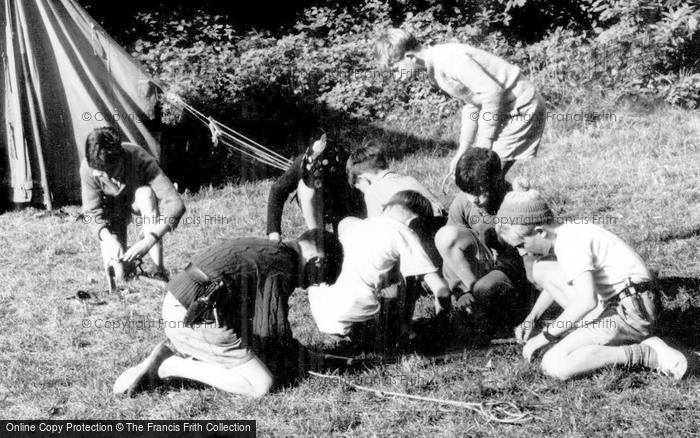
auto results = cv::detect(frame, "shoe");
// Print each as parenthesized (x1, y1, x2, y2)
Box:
(113, 342, 174, 397)
(641, 336, 688, 380)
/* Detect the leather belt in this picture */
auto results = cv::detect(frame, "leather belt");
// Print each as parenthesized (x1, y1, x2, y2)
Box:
(617, 279, 654, 301)
(616, 279, 655, 321)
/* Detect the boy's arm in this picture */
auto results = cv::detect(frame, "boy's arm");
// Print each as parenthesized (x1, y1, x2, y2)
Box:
(548, 271, 598, 337)
(148, 173, 186, 236)
(515, 289, 554, 343)
(296, 179, 322, 231)
(267, 157, 302, 239)
(450, 56, 504, 150)
(451, 103, 480, 172)
(422, 272, 452, 315)
(523, 272, 598, 361)
(122, 172, 185, 263)
(80, 162, 109, 239)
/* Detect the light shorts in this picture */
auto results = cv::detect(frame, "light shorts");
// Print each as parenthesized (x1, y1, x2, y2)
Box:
(162, 291, 255, 368)
(562, 289, 658, 346)
(491, 91, 546, 162)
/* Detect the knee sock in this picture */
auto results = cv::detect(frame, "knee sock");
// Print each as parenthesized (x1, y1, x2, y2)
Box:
(623, 344, 658, 369)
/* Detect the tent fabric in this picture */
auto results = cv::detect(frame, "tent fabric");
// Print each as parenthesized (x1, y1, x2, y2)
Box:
(0, 0, 160, 207)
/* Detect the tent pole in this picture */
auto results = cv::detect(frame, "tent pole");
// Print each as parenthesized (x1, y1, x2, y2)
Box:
(15, 2, 52, 210)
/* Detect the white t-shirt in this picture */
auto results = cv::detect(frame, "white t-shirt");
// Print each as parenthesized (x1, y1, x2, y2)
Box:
(554, 224, 650, 300)
(309, 216, 437, 335)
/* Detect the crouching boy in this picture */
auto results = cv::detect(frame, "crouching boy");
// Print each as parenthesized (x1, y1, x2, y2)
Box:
(434, 148, 530, 333)
(308, 190, 451, 338)
(496, 182, 688, 380)
(80, 126, 186, 281)
(113, 229, 343, 397)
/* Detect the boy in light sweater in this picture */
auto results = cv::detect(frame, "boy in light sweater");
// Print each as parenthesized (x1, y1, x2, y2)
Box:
(375, 28, 545, 176)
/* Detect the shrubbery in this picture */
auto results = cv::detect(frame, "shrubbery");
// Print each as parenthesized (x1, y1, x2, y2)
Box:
(118, 0, 699, 188)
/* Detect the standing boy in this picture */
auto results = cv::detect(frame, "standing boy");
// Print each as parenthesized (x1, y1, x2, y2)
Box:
(375, 28, 545, 176)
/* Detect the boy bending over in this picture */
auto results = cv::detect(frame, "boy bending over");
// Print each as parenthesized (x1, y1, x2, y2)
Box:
(308, 190, 451, 337)
(496, 182, 688, 380)
(376, 29, 545, 176)
(113, 230, 343, 397)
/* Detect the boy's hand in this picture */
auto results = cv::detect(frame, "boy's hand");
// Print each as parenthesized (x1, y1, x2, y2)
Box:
(522, 333, 549, 362)
(268, 232, 281, 242)
(122, 235, 157, 262)
(514, 317, 536, 344)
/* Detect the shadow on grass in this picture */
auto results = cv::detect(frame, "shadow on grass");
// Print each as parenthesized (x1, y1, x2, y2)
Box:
(656, 276, 700, 351)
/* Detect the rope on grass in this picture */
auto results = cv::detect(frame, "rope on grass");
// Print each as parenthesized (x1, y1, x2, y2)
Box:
(308, 371, 532, 424)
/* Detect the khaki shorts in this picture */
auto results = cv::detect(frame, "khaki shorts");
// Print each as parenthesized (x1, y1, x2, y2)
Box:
(562, 289, 658, 346)
(162, 292, 255, 368)
(492, 91, 546, 162)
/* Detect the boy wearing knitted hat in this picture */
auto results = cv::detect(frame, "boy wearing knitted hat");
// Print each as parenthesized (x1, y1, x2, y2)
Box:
(434, 148, 531, 334)
(495, 182, 688, 380)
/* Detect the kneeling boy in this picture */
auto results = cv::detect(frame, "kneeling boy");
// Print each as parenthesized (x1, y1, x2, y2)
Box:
(113, 230, 343, 397)
(496, 182, 688, 380)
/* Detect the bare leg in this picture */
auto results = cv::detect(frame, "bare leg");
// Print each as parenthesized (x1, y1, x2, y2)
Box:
(435, 225, 489, 292)
(158, 355, 273, 397)
(132, 186, 164, 271)
(541, 328, 628, 380)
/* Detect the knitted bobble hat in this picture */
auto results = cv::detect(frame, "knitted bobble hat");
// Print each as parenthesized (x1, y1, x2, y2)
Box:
(496, 178, 553, 225)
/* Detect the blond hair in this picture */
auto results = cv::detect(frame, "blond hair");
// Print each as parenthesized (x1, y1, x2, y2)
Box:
(374, 28, 421, 68)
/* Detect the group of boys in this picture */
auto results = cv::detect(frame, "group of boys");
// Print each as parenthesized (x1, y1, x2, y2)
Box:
(80, 27, 690, 399)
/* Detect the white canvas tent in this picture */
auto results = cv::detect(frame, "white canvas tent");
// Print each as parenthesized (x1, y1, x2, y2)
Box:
(1, 0, 161, 208)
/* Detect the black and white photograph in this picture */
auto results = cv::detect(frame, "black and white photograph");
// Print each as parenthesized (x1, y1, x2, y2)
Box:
(0, 0, 699, 436)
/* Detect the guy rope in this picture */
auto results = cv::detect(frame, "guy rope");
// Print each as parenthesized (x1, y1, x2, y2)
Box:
(155, 86, 293, 171)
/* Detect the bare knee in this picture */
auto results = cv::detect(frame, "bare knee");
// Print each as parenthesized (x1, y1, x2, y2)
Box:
(541, 349, 572, 381)
(435, 225, 476, 256)
(133, 186, 158, 213)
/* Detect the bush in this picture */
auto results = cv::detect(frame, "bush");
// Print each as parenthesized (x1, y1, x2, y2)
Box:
(120, 1, 699, 188)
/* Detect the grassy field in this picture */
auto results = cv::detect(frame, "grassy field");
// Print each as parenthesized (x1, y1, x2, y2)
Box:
(1, 103, 699, 436)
